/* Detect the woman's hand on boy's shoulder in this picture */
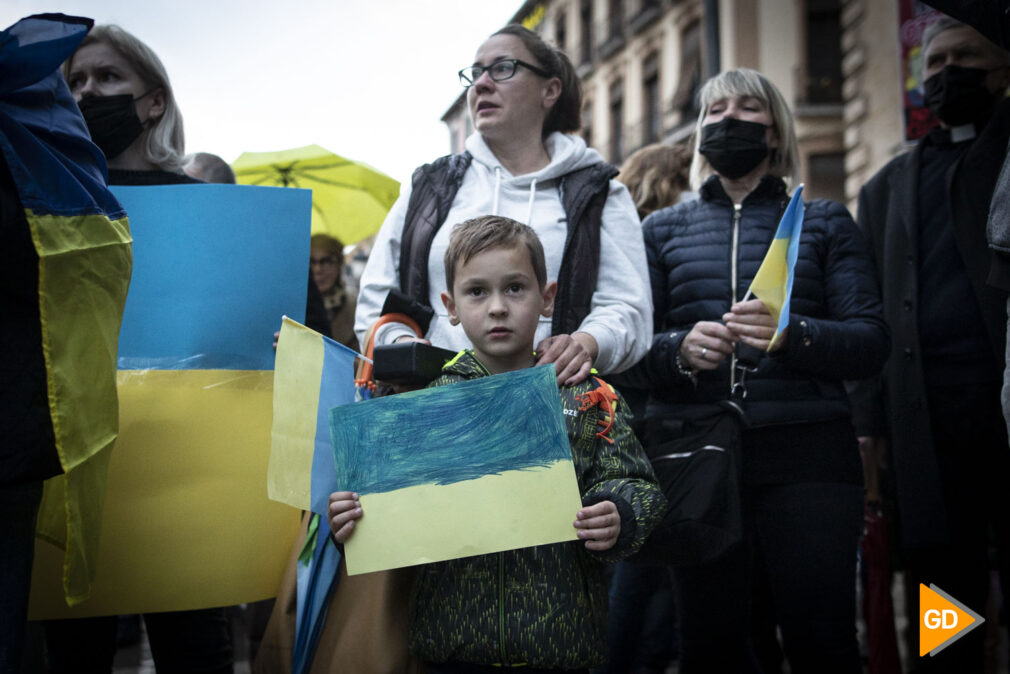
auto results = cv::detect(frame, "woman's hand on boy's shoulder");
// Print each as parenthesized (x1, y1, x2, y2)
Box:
(573, 500, 620, 551)
(535, 332, 597, 385)
(328, 491, 363, 543)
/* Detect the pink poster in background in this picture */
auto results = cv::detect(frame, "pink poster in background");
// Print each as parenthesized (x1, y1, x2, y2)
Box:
(898, 0, 943, 141)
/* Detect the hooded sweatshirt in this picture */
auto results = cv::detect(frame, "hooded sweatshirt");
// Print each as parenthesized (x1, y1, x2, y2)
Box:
(355, 132, 652, 374)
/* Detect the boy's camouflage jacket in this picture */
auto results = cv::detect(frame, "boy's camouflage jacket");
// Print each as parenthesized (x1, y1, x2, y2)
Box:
(408, 350, 665, 669)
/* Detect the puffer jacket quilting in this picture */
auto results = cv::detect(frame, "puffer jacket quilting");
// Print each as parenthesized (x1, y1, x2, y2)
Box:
(407, 351, 665, 669)
(640, 175, 889, 428)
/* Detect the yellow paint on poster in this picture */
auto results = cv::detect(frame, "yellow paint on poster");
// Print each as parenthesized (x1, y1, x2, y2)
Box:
(344, 460, 583, 576)
(29, 369, 301, 619)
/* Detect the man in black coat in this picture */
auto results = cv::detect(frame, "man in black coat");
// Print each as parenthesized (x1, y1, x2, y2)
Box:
(851, 15, 1010, 672)
(924, 1, 1010, 442)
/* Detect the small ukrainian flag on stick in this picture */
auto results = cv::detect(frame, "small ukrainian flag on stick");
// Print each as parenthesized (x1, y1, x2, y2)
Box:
(744, 184, 805, 351)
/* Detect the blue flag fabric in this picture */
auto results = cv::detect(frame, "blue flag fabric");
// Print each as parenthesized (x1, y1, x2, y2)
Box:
(293, 514, 342, 674)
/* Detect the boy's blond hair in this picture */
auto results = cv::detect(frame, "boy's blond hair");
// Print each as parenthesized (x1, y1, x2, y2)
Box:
(444, 216, 548, 293)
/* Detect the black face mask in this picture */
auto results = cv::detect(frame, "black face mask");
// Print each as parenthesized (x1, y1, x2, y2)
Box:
(77, 93, 147, 160)
(923, 65, 998, 127)
(698, 117, 770, 179)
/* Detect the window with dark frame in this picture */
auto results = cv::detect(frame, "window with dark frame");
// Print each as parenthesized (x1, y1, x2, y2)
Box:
(580, 0, 593, 65)
(583, 100, 593, 149)
(609, 0, 623, 40)
(609, 79, 624, 161)
(807, 152, 846, 202)
(555, 11, 567, 52)
(643, 52, 661, 144)
(804, 0, 843, 104)
(671, 20, 702, 119)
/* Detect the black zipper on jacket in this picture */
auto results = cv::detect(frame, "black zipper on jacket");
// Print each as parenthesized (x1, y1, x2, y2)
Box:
(729, 204, 742, 392)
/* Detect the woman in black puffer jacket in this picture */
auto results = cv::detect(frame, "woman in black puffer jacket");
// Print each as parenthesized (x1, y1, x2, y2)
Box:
(641, 69, 888, 674)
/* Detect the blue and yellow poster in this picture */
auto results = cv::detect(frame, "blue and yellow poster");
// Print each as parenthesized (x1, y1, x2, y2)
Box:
(329, 365, 583, 576)
(29, 184, 310, 618)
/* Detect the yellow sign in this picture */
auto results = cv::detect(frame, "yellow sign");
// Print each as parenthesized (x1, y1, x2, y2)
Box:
(919, 583, 985, 657)
(521, 4, 546, 30)
(29, 370, 301, 618)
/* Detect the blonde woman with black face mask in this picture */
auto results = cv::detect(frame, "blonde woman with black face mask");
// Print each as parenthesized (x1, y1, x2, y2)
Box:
(63, 24, 196, 185)
(637, 68, 888, 674)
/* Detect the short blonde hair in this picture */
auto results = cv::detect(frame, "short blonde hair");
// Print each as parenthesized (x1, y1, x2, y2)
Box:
(444, 216, 547, 293)
(64, 25, 186, 172)
(619, 143, 692, 219)
(689, 68, 799, 190)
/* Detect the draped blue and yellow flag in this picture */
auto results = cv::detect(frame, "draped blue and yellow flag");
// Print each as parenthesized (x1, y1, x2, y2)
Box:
(29, 184, 310, 618)
(747, 184, 805, 350)
(1, 13, 132, 606)
(269, 318, 360, 674)
(269, 316, 358, 515)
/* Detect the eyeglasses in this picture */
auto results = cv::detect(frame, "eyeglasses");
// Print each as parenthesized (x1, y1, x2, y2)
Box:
(458, 59, 552, 87)
(310, 255, 339, 269)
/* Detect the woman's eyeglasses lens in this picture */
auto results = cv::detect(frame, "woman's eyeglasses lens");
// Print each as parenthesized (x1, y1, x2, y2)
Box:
(310, 256, 339, 269)
(459, 60, 518, 87)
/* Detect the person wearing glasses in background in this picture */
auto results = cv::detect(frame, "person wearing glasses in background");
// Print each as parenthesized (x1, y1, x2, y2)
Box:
(311, 233, 358, 351)
(355, 24, 651, 387)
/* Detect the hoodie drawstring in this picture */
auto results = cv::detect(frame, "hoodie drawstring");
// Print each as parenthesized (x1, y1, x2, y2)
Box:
(526, 178, 537, 225)
(492, 167, 501, 216)
(490, 168, 537, 224)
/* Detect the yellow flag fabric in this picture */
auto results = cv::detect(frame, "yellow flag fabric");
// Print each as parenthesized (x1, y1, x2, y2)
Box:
(268, 317, 359, 515)
(30, 210, 133, 606)
(747, 185, 805, 350)
(269, 318, 325, 512)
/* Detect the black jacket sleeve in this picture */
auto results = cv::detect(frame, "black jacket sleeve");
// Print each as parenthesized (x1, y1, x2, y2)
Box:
(0, 157, 60, 485)
(627, 211, 698, 390)
(772, 200, 890, 381)
(845, 186, 890, 437)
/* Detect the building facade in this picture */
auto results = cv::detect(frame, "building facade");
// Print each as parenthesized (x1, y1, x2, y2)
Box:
(443, 0, 915, 209)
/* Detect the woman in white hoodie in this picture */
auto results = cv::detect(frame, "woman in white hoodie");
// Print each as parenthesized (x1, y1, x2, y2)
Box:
(355, 24, 651, 384)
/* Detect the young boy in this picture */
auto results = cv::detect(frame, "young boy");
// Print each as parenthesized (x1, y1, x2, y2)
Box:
(328, 215, 664, 673)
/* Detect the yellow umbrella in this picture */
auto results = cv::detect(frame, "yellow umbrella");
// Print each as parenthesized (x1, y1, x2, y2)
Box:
(232, 145, 400, 245)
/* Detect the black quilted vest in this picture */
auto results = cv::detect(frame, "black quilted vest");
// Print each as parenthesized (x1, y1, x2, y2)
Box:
(398, 151, 617, 336)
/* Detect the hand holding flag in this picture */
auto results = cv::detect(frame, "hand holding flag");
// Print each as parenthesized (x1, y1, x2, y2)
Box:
(730, 184, 805, 351)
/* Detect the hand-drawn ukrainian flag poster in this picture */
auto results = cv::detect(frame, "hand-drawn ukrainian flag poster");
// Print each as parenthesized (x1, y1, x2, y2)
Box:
(30, 184, 310, 618)
(330, 365, 583, 575)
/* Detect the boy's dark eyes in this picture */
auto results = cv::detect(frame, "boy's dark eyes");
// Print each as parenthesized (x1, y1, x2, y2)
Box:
(506, 283, 524, 293)
(465, 286, 486, 297)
